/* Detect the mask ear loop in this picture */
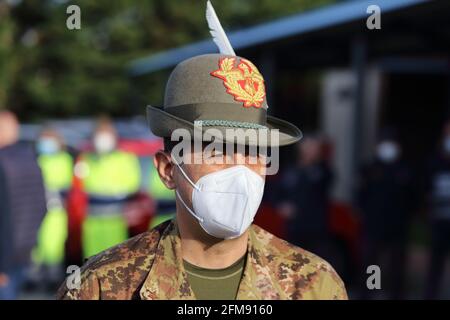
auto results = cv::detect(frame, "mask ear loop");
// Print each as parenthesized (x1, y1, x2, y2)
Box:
(171, 153, 200, 191)
(170, 153, 204, 222)
(175, 190, 204, 223)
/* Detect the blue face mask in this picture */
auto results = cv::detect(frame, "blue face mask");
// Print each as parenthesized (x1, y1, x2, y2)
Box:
(37, 138, 59, 155)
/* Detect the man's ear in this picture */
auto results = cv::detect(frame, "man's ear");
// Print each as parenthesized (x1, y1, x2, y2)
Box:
(153, 150, 176, 190)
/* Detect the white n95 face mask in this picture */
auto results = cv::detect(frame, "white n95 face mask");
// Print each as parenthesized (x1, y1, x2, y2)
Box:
(376, 141, 399, 163)
(94, 133, 116, 154)
(173, 159, 265, 240)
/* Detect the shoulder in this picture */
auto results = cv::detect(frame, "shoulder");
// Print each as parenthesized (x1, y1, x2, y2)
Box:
(0, 143, 34, 159)
(251, 225, 348, 300)
(57, 221, 169, 300)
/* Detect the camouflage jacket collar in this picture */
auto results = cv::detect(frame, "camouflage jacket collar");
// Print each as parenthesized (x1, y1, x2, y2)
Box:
(139, 220, 283, 300)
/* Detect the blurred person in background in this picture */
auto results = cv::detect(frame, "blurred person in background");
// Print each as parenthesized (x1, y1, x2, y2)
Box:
(276, 134, 334, 261)
(0, 111, 47, 299)
(254, 174, 289, 240)
(357, 129, 415, 299)
(75, 117, 141, 259)
(32, 127, 73, 289)
(424, 119, 450, 299)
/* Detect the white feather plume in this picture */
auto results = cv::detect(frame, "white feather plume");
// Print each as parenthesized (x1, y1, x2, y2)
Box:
(206, 0, 236, 56)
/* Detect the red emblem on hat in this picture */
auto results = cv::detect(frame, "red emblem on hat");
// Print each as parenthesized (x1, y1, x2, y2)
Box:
(211, 57, 266, 108)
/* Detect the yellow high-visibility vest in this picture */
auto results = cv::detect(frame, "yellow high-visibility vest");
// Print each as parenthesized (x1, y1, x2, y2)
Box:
(38, 152, 73, 191)
(78, 150, 141, 258)
(34, 152, 73, 266)
(79, 151, 141, 197)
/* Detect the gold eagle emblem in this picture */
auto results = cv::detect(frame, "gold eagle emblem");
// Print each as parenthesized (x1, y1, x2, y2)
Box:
(210, 57, 266, 108)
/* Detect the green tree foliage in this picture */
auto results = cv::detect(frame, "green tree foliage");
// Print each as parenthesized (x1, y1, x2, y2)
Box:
(0, 2, 15, 109)
(1, 0, 336, 121)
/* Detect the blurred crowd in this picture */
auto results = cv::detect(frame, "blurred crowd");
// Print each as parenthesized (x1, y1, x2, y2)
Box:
(1, 110, 450, 299)
(0, 111, 175, 299)
(257, 122, 450, 300)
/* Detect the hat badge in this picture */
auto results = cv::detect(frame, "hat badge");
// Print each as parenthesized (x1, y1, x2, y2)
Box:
(211, 57, 266, 109)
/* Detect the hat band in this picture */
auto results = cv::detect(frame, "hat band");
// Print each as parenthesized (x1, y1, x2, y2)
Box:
(165, 103, 267, 126)
(194, 120, 267, 129)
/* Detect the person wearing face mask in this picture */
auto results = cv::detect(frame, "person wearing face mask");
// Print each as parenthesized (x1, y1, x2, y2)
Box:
(57, 2, 346, 300)
(58, 55, 347, 303)
(276, 135, 335, 263)
(74, 118, 141, 259)
(424, 120, 450, 299)
(33, 128, 73, 288)
(0, 111, 46, 299)
(356, 129, 415, 299)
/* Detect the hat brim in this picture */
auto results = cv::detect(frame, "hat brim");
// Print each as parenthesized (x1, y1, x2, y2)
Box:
(146, 105, 302, 147)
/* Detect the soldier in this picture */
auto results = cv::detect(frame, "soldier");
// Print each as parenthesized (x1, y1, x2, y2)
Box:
(77, 118, 141, 259)
(277, 134, 334, 260)
(57, 1, 347, 300)
(357, 129, 415, 299)
(33, 127, 73, 287)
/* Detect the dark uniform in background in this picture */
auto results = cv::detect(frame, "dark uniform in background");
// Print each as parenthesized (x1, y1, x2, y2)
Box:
(276, 135, 335, 264)
(424, 150, 450, 299)
(0, 142, 47, 299)
(357, 144, 415, 299)
(280, 161, 334, 257)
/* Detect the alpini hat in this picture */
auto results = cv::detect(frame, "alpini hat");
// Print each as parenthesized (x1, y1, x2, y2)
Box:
(146, 1, 302, 147)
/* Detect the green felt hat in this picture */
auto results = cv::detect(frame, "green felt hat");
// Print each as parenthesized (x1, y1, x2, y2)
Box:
(147, 54, 302, 147)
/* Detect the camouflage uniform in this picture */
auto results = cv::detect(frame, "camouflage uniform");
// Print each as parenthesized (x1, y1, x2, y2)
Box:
(57, 219, 347, 300)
